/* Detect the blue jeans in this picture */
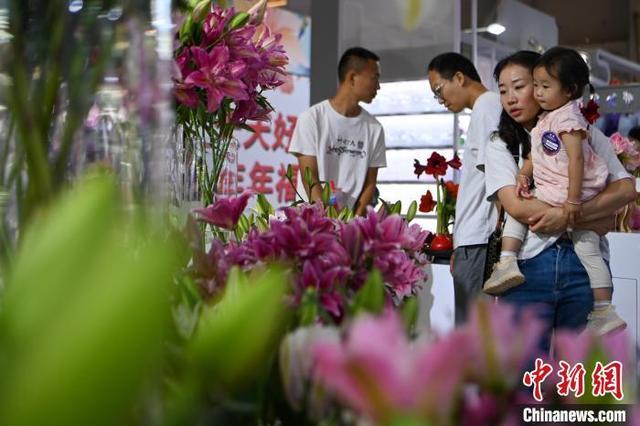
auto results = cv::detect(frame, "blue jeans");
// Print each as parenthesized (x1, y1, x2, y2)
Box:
(500, 238, 594, 353)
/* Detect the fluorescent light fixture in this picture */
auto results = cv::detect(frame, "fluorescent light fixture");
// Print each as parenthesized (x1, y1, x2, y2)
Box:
(463, 22, 506, 35)
(486, 23, 506, 35)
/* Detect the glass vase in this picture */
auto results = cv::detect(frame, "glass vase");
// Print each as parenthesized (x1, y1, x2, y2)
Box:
(216, 138, 239, 198)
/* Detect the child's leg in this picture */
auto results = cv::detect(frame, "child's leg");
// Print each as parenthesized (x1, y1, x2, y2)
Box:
(484, 214, 527, 295)
(570, 230, 612, 296)
(501, 213, 528, 257)
(571, 230, 626, 334)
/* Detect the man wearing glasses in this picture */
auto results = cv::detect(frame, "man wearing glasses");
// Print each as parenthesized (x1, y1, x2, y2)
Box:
(427, 52, 502, 325)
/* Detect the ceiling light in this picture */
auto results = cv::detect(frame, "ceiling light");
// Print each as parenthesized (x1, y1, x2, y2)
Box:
(486, 23, 506, 35)
(463, 22, 506, 35)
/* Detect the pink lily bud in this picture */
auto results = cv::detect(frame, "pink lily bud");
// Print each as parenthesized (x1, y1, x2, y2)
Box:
(247, 0, 268, 25)
(191, 0, 211, 23)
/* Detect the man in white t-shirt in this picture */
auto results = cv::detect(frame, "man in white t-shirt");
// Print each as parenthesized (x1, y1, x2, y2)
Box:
(427, 52, 503, 325)
(288, 47, 387, 216)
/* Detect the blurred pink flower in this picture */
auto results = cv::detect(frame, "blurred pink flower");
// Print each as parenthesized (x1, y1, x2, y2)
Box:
(610, 132, 640, 173)
(313, 311, 417, 423)
(280, 325, 340, 419)
(465, 300, 545, 387)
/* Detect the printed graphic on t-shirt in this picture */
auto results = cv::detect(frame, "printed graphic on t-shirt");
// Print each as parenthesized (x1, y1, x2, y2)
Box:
(326, 136, 367, 159)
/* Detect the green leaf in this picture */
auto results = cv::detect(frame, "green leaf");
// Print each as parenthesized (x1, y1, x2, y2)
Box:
(256, 215, 269, 231)
(389, 416, 431, 426)
(179, 14, 193, 43)
(298, 288, 318, 327)
(191, 0, 210, 23)
(303, 167, 313, 189)
(237, 213, 250, 235)
(189, 266, 290, 387)
(286, 164, 293, 180)
(406, 200, 418, 222)
(351, 269, 385, 316)
(321, 182, 331, 204)
(0, 176, 178, 426)
(228, 11, 250, 30)
(400, 297, 419, 336)
(255, 193, 274, 218)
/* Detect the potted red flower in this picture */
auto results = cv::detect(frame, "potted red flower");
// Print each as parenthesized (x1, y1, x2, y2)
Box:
(414, 152, 461, 252)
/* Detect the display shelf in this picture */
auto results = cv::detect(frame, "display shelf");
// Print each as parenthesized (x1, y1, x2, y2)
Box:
(376, 114, 470, 149)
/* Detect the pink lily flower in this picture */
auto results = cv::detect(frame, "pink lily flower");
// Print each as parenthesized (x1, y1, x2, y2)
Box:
(185, 46, 249, 112)
(193, 190, 253, 230)
(313, 311, 417, 423)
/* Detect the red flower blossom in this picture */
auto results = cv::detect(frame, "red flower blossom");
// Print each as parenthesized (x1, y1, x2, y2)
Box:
(425, 152, 448, 177)
(443, 180, 459, 199)
(447, 153, 462, 170)
(580, 99, 600, 124)
(413, 159, 428, 178)
(419, 190, 436, 213)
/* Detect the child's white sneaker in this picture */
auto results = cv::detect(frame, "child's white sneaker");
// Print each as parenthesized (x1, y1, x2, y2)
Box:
(483, 256, 525, 295)
(586, 305, 627, 336)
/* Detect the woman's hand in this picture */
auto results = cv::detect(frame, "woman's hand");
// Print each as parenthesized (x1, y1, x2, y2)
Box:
(528, 207, 568, 234)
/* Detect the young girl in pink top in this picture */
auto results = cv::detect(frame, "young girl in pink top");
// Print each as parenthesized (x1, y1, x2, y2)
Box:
(484, 47, 626, 336)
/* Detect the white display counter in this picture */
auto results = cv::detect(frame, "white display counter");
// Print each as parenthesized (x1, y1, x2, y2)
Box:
(416, 233, 639, 380)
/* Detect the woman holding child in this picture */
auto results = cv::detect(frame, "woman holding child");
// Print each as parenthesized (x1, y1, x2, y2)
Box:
(483, 49, 637, 350)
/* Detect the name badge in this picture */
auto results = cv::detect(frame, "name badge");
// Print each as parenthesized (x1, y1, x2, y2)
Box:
(541, 131, 561, 155)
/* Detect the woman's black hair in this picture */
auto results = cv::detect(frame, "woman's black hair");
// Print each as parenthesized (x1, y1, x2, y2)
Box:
(492, 50, 541, 159)
(535, 47, 590, 100)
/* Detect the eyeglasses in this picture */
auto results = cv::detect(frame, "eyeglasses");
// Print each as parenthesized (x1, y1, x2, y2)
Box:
(432, 82, 446, 102)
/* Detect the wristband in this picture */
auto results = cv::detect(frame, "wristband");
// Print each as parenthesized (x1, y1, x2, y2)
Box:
(566, 199, 582, 206)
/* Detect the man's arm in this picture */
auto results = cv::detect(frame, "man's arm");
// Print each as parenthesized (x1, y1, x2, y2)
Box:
(297, 154, 323, 204)
(354, 167, 378, 216)
(579, 178, 637, 222)
(527, 179, 637, 234)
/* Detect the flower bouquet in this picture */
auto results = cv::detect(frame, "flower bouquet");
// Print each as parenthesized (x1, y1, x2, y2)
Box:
(173, 0, 288, 205)
(190, 192, 429, 323)
(414, 152, 461, 252)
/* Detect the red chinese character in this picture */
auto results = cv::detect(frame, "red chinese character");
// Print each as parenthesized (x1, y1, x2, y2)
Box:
(276, 163, 298, 203)
(272, 113, 297, 151)
(523, 358, 554, 402)
(243, 122, 271, 150)
(556, 361, 586, 398)
(249, 161, 274, 194)
(591, 361, 624, 400)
